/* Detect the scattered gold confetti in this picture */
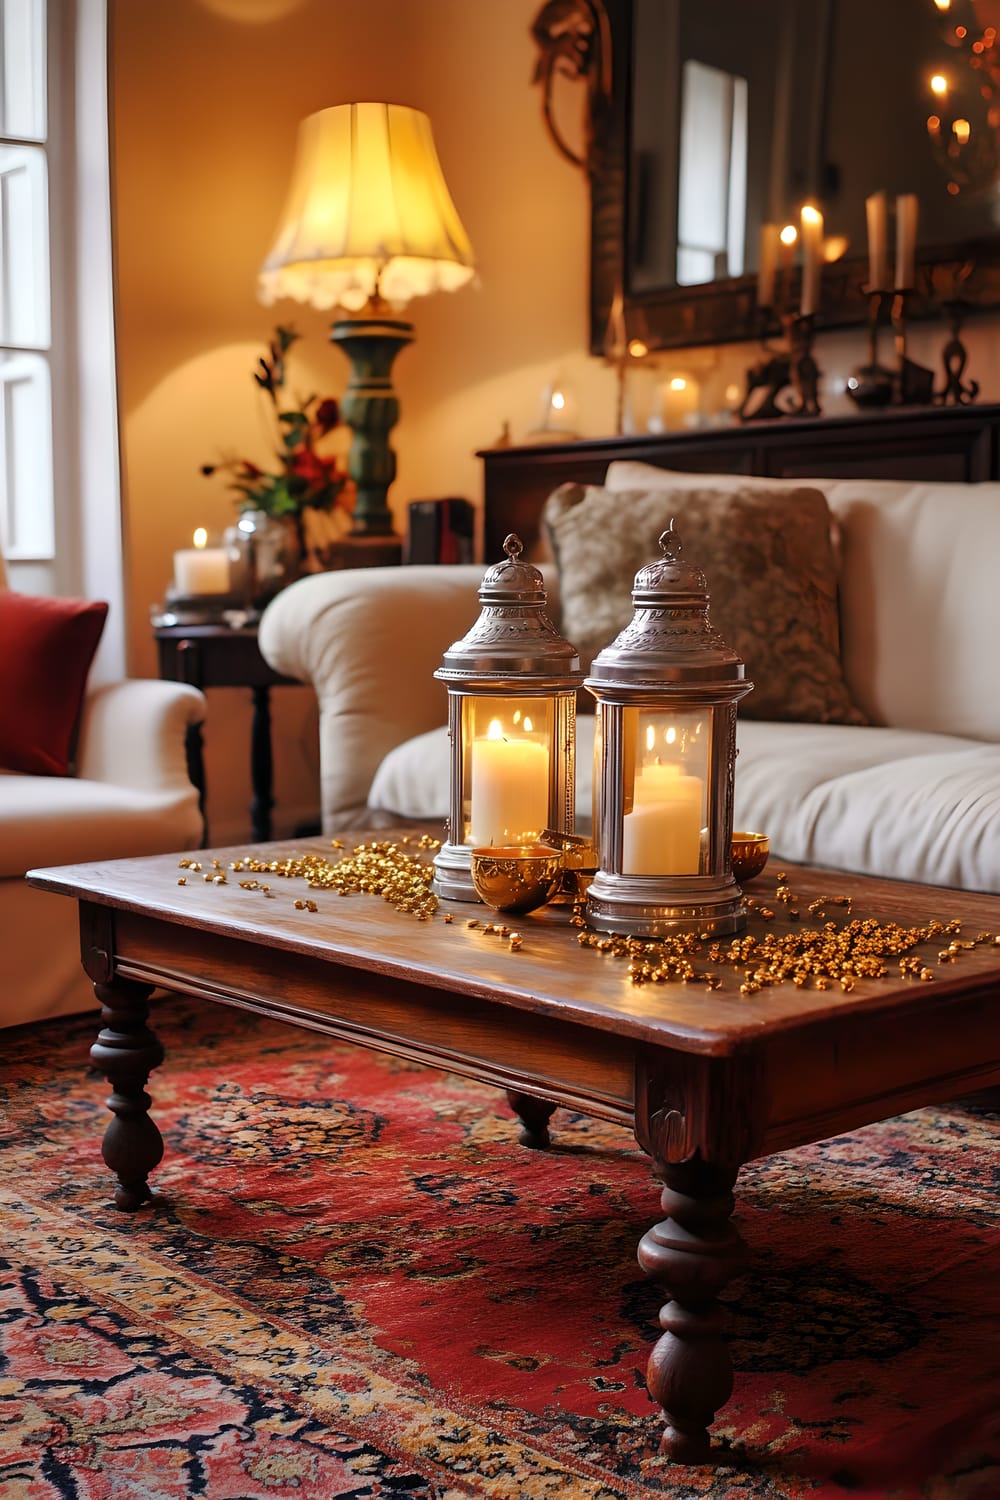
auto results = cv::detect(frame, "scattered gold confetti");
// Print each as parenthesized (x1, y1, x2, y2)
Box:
(170, 854, 996, 995)
(225, 835, 442, 922)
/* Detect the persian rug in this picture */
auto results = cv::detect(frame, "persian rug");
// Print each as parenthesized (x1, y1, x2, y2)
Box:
(1, 996, 997, 1500)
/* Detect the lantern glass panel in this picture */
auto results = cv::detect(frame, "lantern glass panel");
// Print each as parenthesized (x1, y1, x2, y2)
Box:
(460, 694, 554, 847)
(591, 706, 604, 835)
(621, 707, 712, 877)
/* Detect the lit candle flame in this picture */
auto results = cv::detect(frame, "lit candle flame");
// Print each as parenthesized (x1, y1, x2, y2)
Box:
(487, 719, 504, 740)
(193, 528, 207, 549)
(665, 726, 677, 745)
(780, 224, 798, 246)
(523, 716, 534, 733)
(930, 73, 948, 97)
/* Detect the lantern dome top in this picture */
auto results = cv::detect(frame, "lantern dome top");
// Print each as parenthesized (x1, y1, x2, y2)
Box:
(478, 533, 545, 602)
(585, 524, 753, 697)
(435, 532, 583, 685)
(633, 524, 707, 597)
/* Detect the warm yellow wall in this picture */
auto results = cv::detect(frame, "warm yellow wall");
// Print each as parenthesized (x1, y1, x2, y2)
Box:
(112, 0, 1000, 841)
(112, 0, 607, 840)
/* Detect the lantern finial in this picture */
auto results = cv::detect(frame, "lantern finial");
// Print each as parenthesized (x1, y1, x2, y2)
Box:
(502, 533, 524, 562)
(659, 524, 681, 560)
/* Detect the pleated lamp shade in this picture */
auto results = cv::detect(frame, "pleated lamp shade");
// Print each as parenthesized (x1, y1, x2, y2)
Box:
(259, 102, 475, 312)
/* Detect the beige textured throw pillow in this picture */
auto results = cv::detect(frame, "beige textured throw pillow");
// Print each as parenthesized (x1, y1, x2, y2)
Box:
(542, 482, 867, 725)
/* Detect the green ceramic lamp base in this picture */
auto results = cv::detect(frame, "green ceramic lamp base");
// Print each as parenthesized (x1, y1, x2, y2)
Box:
(330, 313, 414, 539)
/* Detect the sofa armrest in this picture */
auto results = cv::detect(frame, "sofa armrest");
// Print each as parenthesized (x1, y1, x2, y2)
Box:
(258, 565, 483, 830)
(75, 679, 206, 793)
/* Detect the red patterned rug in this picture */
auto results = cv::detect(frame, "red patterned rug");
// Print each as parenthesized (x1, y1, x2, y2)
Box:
(1, 996, 997, 1499)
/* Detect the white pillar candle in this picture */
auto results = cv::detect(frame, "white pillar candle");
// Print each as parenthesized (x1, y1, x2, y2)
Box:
(799, 204, 824, 317)
(174, 528, 230, 596)
(469, 720, 550, 847)
(865, 190, 888, 290)
(895, 194, 919, 290)
(623, 762, 703, 876)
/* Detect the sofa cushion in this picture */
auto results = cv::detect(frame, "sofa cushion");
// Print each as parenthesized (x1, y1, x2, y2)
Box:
(542, 481, 865, 725)
(605, 462, 1000, 743)
(0, 770, 199, 877)
(0, 589, 108, 775)
(369, 717, 999, 893)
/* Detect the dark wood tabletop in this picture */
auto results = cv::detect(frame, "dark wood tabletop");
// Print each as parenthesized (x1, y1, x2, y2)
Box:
(26, 834, 1000, 1464)
(28, 834, 1000, 1053)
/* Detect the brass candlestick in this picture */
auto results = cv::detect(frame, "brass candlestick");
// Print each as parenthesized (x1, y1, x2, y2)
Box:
(935, 299, 979, 406)
(786, 313, 821, 417)
(891, 290, 935, 406)
(846, 289, 893, 408)
(738, 306, 792, 421)
(739, 306, 821, 421)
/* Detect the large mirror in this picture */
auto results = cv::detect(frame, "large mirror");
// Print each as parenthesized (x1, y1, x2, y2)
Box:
(581, 0, 1000, 351)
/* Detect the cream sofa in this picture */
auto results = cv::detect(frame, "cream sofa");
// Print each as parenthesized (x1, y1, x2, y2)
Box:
(2, 678, 207, 1029)
(258, 466, 1000, 896)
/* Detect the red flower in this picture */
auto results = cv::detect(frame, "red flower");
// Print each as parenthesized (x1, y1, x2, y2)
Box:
(314, 398, 340, 434)
(200, 326, 345, 519)
(290, 449, 331, 485)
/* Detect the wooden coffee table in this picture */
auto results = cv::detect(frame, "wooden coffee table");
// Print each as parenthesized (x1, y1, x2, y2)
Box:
(27, 836, 1000, 1464)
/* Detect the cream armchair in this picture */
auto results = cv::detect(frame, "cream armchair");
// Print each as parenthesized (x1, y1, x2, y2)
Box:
(2, 675, 206, 1029)
(258, 565, 483, 832)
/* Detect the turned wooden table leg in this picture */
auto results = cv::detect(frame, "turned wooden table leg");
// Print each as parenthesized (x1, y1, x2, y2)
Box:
(506, 1089, 556, 1149)
(89, 977, 165, 1211)
(637, 1155, 747, 1462)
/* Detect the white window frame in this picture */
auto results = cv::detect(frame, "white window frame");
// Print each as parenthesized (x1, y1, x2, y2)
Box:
(1, 0, 124, 681)
(0, 0, 55, 562)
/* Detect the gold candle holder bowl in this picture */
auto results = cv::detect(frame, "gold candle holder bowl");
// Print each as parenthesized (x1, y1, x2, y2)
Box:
(470, 843, 565, 913)
(540, 828, 599, 902)
(731, 831, 770, 882)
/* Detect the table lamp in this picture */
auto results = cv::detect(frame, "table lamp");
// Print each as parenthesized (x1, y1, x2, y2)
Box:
(259, 102, 475, 557)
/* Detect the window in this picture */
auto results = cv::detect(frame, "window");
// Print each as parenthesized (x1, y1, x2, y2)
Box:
(0, 0, 54, 560)
(676, 58, 748, 288)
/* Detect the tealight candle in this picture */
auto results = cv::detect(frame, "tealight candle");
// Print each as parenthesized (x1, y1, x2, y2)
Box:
(173, 528, 230, 596)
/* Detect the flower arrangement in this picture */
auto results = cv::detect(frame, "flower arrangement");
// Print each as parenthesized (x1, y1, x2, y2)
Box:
(200, 326, 350, 522)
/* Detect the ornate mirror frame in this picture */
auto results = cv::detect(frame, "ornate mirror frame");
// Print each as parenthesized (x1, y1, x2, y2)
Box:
(533, 0, 1000, 355)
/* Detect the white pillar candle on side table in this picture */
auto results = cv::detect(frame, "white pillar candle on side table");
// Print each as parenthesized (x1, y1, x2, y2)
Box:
(470, 718, 550, 847)
(623, 761, 703, 876)
(173, 527, 230, 596)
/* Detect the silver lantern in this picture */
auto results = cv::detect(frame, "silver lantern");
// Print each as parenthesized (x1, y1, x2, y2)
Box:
(586, 524, 753, 937)
(432, 533, 583, 902)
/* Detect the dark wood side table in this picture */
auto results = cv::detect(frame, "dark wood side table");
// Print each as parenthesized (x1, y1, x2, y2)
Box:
(153, 623, 301, 844)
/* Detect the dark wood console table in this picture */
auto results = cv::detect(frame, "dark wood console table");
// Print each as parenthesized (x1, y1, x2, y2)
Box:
(154, 623, 301, 844)
(479, 402, 1000, 559)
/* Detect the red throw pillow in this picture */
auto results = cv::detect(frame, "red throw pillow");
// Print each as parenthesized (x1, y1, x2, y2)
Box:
(0, 589, 109, 775)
